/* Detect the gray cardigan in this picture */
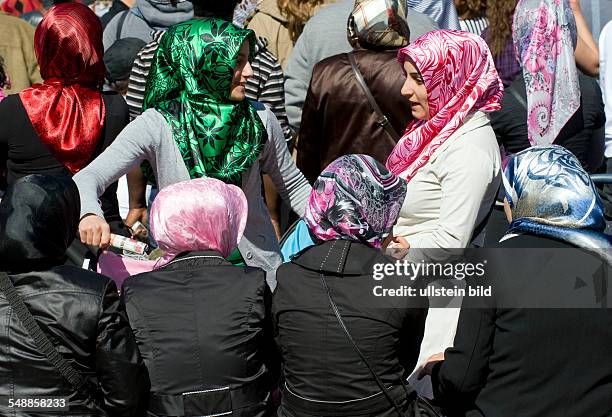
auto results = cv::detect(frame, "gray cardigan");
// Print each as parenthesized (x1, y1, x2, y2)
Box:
(73, 101, 311, 289)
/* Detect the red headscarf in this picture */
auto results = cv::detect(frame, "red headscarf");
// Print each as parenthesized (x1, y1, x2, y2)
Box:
(1, 0, 43, 16)
(385, 30, 503, 181)
(19, 2, 106, 174)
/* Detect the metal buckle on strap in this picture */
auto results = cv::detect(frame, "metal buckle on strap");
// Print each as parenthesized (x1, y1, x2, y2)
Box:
(376, 116, 390, 127)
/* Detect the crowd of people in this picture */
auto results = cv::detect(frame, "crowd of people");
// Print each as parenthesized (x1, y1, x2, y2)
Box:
(0, 0, 611, 416)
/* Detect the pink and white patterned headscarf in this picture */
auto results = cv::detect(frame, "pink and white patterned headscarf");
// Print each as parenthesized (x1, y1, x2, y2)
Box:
(150, 178, 248, 265)
(513, 0, 580, 146)
(304, 154, 407, 249)
(386, 30, 504, 180)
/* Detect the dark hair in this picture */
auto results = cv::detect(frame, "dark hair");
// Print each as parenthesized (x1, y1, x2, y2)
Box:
(192, 0, 240, 20)
(454, 0, 486, 20)
(0, 56, 8, 90)
(486, 0, 518, 57)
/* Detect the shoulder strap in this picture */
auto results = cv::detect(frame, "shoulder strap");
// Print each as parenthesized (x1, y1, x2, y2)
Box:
(0, 272, 95, 399)
(346, 52, 401, 143)
(115, 10, 129, 41)
(319, 271, 407, 417)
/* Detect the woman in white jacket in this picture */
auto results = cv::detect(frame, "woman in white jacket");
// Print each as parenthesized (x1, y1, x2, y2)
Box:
(385, 29, 503, 397)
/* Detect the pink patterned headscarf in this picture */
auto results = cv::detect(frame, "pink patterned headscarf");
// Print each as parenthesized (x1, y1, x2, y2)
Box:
(304, 155, 407, 249)
(513, 0, 580, 146)
(386, 30, 504, 180)
(150, 178, 248, 265)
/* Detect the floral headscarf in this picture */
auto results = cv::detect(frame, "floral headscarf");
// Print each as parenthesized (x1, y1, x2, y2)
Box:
(502, 145, 612, 261)
(304, 154, 407, 248)
(513, 0, 580, 146)
(143, 18, 265, 184)
(386, 30, 504, 181)
(150, 178, 248, 265)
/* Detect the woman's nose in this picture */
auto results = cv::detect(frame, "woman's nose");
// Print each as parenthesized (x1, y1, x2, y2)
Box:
(242, 62, 253, 80)
(401, 80, 414, 98)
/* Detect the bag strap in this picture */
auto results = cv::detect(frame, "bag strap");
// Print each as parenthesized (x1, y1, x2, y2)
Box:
(346, 52, 401, 143)
(115, 10, 129, 41)
(0, 271, 95, 399)
(319, 271, 409, 417)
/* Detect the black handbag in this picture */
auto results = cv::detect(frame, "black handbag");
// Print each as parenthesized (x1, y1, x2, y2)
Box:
(319, 271, 442, 417)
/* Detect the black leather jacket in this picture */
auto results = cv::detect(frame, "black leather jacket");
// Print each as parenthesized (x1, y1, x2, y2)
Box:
(2, 267, 150, 417)
(0, 175, 150, 416)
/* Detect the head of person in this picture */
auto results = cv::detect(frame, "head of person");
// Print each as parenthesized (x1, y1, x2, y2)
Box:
(502, 145, 612, 254)
(192, 0, 240, 20)
(34, 2, 105, 87)
(104, 37, 147, 95)
(0, 175, 80, 273)
(304, 154, 407, 249)
(148, 178, 248, 266)
(512, 0, 580, 146)
(454, 0, 486, 19)
(347, 0, 410, 51)
(386, 29, 503, 180)
(145, 18, 255, 105)
(143, 18, 264, 184)
(484, 0, 518, 57)
(278, 0, 328, 42)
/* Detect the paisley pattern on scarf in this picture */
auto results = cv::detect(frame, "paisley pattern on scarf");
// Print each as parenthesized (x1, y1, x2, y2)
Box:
(385, 30, 504, 181)
(513, 0, 580, 146)
(502, 145, 612, 260)
(305, 154, 407, 248)
(143, 19, 265, 184)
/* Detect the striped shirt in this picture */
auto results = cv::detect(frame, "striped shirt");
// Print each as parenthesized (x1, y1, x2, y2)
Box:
(125, 30, 293, 143)
(406, 0, 460, 30)
(459, 16, 489, 36)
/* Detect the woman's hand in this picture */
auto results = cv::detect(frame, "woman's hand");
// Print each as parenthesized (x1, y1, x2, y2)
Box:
(418, 352, 445, 380)
(125, 207, 148, 229)
(79, 214, 111, 249)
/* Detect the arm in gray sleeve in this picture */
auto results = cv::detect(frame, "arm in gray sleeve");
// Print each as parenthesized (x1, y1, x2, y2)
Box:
(73, 111, 160, 219)
(259, 107, 312, 217)
(283, 30, 312, 132)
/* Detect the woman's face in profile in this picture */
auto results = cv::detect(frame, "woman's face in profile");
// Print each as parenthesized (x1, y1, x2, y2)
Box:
(229, 41, 253, 102)
(401, 60, 430, 120)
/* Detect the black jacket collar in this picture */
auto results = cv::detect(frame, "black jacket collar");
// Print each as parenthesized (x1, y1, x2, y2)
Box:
(291, 240, 386, 276)
(158, 250, 231, 271)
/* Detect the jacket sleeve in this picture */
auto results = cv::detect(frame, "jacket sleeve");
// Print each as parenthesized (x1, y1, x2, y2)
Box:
(73, 112, 160, 220)
(20, 23, 41, 86)
(95, 279, 150, 417)
(431, 288, 495, 410)
(296, 64, 324, 185)
(260, 107, 312, 217)
(283, 29, 312, 131)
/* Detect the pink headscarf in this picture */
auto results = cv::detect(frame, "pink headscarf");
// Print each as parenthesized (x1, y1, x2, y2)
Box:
(150, 178, 248, 265)
(98, 178, 248, 287)
(386, 30, 504, 180)
(513, 0, 580, 146)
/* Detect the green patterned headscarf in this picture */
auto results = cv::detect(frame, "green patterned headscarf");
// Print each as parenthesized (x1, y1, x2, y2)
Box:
(143, 18, 265, 184)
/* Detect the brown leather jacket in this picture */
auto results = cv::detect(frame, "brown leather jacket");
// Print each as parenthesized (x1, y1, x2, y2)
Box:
(296, 49, 412, 183)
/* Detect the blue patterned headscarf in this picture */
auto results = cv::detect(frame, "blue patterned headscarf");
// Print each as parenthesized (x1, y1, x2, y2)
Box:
(502, 145, 612, 261)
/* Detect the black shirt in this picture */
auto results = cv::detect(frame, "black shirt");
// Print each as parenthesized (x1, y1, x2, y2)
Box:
(432, 234, 612, 417)
(490, 73, 605, 172)
(0, 92, 129, 223)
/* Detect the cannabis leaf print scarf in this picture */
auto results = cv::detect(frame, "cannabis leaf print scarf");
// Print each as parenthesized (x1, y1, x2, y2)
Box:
(143, 18, 265, 184)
